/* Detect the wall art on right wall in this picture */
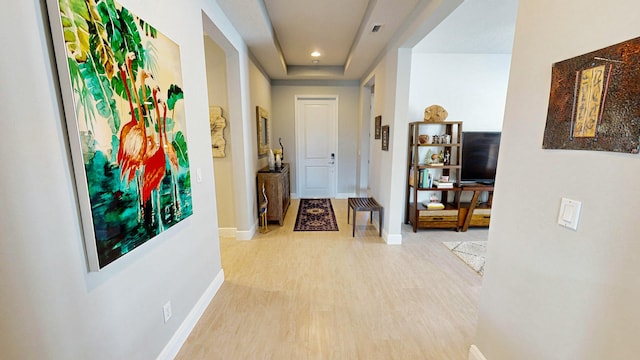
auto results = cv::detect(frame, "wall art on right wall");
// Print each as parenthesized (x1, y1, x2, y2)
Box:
(543, 36, 640, 153)
(381, 125, 389, 151)
(375, 115, 382, 139)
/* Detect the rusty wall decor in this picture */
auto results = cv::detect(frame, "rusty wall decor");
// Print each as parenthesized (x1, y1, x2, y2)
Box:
(543, 36, 640, 153)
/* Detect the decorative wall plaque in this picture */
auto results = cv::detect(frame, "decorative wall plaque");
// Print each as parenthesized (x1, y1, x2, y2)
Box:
(543, 37, 640, 153)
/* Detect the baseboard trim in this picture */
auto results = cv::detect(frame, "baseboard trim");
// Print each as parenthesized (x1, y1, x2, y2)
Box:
(384, 231, 403, 245)
(156, 269, 225, 360)
(236, 224, 256, 240)
(218, 227, 236, 238)
(468, 344, 488, 360)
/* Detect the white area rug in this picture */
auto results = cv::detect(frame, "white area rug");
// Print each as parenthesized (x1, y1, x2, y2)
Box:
(442, 241, 487, 275)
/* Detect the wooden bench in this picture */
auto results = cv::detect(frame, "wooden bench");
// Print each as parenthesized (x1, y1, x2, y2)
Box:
(347, 197, 383, 237)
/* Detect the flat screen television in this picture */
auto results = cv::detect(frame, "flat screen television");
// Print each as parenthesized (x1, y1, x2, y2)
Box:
(461, 131, 501, 185)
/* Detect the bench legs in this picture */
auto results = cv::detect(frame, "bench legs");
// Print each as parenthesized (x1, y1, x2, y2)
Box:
(353, 210, 357, 237)
(348, 203, 383, 237)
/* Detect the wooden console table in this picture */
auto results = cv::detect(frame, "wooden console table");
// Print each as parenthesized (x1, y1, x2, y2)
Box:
(257, 163, 290, 225)
(459, 184, 494, 232)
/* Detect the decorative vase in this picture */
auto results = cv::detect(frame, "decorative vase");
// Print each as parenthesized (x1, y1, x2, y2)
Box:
(279, 137, 284, 161)
(275, 154, 282, 168)
(418, 134, 429, 144)
(268, 149, 275, 170)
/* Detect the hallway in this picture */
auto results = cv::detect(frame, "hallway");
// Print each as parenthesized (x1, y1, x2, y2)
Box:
(176, 199, 484, 359)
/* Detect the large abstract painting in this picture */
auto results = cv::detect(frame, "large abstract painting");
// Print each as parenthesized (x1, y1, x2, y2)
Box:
(543, 36, 640, 153)
(47, 0, 193, 270)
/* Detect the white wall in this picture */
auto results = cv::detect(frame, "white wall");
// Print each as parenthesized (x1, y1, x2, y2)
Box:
(0, 0, 253, 358)
(364, 50, 411, 244)
(409, 53, 511, 130)
(473, 0, 640, 359)
(271, 81, 360, 197)
(205, 36, 236, 230)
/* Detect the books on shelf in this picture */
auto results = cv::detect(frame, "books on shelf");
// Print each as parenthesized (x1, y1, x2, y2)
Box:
(410, 169, 454, 189)
(422, 201, 445, 210)
(425, 170, 432, 188)
(420, 169, 433, 188)
(410, 168, 433, 188)
(432, 180, 454, 189)
(427, 203, 445, 210)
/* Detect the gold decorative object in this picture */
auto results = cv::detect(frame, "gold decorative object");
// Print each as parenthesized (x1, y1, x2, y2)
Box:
(259, 183, 269, 233)
(424, 105, 448, 122)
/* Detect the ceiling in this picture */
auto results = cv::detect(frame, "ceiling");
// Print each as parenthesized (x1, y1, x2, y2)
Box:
(216, 0, 518, 81)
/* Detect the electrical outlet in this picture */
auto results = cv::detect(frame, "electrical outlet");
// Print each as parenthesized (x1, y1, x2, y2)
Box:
(163, 301, 172, 323)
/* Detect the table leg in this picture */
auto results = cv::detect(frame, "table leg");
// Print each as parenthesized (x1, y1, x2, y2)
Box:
(462, 191, 482, 232)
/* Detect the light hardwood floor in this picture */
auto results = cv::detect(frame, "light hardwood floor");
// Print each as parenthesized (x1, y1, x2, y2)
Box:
(176, 199, 485, 360)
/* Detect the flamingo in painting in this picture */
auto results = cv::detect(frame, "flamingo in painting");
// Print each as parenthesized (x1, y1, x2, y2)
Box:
(136, 68, 159, 163)
(141, 89, 167, 203)
(159, 87, 181, 215)
(116, 56, 147, 184)
(163, 118, 179, 174)
(124, 52, 155, 155)
(126, 53, 146, 126)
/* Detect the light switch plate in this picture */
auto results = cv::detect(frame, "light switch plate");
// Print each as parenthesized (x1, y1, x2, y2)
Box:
(163, 301, 172, 323)
(558, 198, 581, 230)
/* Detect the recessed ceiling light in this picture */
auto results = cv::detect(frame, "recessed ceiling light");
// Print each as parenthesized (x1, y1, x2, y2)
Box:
(371, 24, 383, 33)
(311, 51, 321, 57)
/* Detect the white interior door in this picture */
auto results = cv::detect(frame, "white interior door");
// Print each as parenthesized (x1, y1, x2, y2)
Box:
(295, 96, 338, 198)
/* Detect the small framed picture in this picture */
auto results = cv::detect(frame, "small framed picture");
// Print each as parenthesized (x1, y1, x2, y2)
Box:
(381, 125, 389, 151)
(375, 116, 382, 139)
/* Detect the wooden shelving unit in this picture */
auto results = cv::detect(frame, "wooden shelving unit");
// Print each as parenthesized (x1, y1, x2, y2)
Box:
(405, 121, 463, 232)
